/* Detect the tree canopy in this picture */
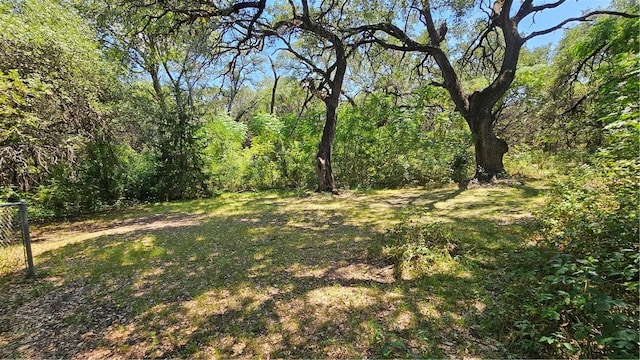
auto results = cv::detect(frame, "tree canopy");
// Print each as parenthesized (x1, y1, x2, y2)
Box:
(1, 0, 637, 202)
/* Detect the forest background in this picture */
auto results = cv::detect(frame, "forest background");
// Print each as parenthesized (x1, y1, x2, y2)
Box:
(0, 0, 635, 215)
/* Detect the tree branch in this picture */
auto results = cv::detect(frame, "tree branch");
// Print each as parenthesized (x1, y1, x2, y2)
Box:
(525, 10, 639, 42)
(514, 0, 565, 24)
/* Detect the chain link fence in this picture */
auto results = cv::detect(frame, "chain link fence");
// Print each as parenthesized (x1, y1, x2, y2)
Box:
(0, 201, 35, 277)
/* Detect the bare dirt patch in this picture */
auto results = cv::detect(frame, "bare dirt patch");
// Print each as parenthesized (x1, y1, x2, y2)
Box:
(32, 213, 207, 244)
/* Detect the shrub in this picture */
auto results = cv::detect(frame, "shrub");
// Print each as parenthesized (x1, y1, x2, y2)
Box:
(504, 145, 555, 179)
(124, 148, 158, 201)
(510, 156, 639, 358)
(334, 94, 472, 189)
(449, 149, 473, 186)
(372, 222, 459, 280)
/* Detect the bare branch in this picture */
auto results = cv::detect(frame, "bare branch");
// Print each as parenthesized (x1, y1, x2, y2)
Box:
(340, 89, 356, 107)
(525, 10, 639, 42)
(280, 36, 329, 78)
(515, 0, 565, 23)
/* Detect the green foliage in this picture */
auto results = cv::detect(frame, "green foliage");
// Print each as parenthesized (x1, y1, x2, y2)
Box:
(31, 136, 138, 218)
(80, 137, 132, 207)
(0, 69, 52, 188)
(201, 113, 248, 191)
(154, 109, 209, 201)
(277, 110, 325, 188)
(249, 112, 283, 137)
(508, 165, 639, 357)
(449, 150, 472, 186)
(244, 113, 285, 189)
(503, 145, 559, 179)
(371, 321, 408, 358)
(124, 148, 158, 201)
(540, 4, 639, 152)
(200, 111, 315, 192)
(374, 221, 459, 280)
(506, 106, 639, 359)
(335, 91, 472, 188)
(0, 0, 132, 217)
(0, 0, 119, 191)
(489, 10, 640, 356)
(33, 165, 81, 218)
(1, 185, 19, 203)
(495, 47, 553, 147)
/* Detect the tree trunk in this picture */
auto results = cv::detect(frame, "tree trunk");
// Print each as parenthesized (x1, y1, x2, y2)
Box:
(269, 57, 279, 115)
(472, 116, 508, 182)
(316, 102, 338, 194)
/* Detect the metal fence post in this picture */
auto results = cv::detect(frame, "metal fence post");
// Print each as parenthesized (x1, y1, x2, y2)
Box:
(19, 200, 35, 278)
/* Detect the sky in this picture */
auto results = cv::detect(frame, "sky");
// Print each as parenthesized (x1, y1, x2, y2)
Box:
(520, 0, 613, 48)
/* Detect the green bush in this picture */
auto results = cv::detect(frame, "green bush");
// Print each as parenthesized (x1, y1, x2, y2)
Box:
(509, 154, 639, 358)
(124, 148, 159, 201)
(372, 222, 459, 280)
(78, 137, 132, 210)
(504, 145, 555, 179)
(200, 113, 248, 191)
(334, 93, 472, 189)
(154, 110, 209, 201)
(30, 137, 137, 218)
(33, 165, 82, 218)
(449, 149, 473, 186)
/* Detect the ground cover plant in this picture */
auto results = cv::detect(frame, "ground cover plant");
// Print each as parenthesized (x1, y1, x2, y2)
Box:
(1, 180, 551, 358)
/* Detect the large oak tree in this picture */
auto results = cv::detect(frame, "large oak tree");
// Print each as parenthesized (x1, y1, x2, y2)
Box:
(358, 0, 637, 181)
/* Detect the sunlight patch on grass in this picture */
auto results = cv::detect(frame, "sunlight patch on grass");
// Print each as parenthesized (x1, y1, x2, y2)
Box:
(388, 309, 418, 332)
(306, 286, 379, 308)
(286, 262, 328, 278)
(0, 244, 24, 278)
(0, 180, 550, 358)
(417, 299, 442, 318)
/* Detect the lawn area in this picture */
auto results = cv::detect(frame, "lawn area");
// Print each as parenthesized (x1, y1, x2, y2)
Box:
(0, 180, 547, 358)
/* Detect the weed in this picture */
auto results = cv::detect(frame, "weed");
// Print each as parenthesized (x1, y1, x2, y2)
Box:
(375, 222, 459, 280)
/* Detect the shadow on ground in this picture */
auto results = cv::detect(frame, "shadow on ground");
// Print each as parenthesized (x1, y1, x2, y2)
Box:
(0, 181, 547, 358)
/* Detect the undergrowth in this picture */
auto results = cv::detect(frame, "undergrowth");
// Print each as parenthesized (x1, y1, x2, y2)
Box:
(373, 152, 639, 358)
(507, 160, 639, 358)
(372, 222, 459, 280)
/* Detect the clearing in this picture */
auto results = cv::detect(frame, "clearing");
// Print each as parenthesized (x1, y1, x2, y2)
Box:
(0, 180, 546, 358)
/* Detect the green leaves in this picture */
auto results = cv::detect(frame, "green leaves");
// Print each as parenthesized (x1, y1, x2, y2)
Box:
(249, 113, 284, 140)
(516, 154, 639, 358)
(0, 0, 121, 195)
(333, 90, 471, 188)
(505, 28, 639, 353)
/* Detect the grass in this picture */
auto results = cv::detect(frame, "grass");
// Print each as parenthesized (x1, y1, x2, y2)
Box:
(0, 180, 548, 358)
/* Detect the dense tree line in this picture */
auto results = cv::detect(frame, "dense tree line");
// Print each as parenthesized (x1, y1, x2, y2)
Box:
(2, 0, 635, 213)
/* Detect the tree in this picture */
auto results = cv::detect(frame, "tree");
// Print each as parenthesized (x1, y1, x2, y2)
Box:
(358, 0, 638, 182)
(0, 0, 118, 192)
(491, 46, 552, 147)
(540, 0, 639, 152)
(264, 0, 362, 193)
(90, 1, 238, 200)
